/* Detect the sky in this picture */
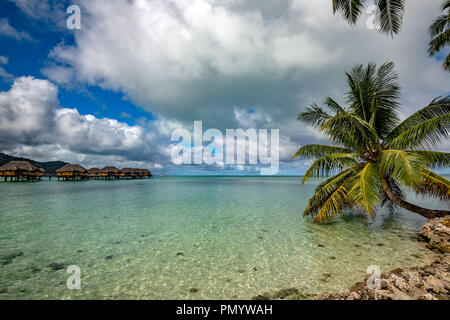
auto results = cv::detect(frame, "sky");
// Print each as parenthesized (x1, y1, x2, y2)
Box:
(0, 0, 449, 175)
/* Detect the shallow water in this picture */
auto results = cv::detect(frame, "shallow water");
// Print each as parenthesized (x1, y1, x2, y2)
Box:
(0, 176, 444, 299)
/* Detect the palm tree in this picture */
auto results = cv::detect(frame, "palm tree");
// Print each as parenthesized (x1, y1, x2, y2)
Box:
(292, 62, 450, 223)
(428, 0, 450, 71)
(331, 0, 405, 36)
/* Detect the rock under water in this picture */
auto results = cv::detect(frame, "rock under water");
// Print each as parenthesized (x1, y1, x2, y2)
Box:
(252, 216, 450, 300)
(316, 216, 450, 300)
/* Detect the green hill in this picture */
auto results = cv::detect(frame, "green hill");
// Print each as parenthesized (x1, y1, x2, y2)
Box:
(0, 153, 68, 176)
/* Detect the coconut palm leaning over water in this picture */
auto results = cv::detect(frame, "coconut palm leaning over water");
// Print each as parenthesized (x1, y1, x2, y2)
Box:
(292, 62, 450, 223)
(428, 0, 450, 71)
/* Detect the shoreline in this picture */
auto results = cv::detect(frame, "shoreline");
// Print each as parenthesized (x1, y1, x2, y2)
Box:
(253, 216, 450, 300)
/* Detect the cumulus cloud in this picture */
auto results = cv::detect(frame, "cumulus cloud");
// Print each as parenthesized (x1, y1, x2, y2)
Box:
(0, 76, 179, 168)
(0, 76, 58, 147)
(41, 1, 449, 146)
(5, 0, 450, 172)
(54, 108, 146, 155)
(43, 0, 341, 122)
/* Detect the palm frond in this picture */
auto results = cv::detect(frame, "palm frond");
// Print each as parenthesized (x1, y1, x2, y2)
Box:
(313, 173, 358, 223)
(428, 14, 449, 39)
(428, 29, 450, 56)
(387, 114, 450, 150)
(332, 0, 364, 24)
(415, 169, 450, 201)
(304, 168, 355, 216)
(291, 144, 353, 160)
(348, 163, 382, 216)
(346, 63, 377, 122)
(375, 0, 405, 36)
(298, 103, 332, 128)
(371, 61, 401, 137)
(324, 97, 346, 114)
(302, 153, 361, 183)
(385, 96, 450, 148)
(321, 112, 379, 148)
(407, 151, 450, 169)
(428, 1, 449, 71)
(443, 0, 450, 11)
(443, 52, 450, 71)
(379, 150, 426, 188)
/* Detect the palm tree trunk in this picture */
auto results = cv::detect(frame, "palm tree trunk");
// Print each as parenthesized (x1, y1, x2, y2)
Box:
(381, 177, 450, 219)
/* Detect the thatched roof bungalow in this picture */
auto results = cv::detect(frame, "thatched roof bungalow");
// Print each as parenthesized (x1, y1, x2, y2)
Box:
(37, 168, 46, 178)
(56, 164, 88, 180)
(120, 168, 137, 178)
(100, 166, 120, 179)
(136, 168, 152, 178)
(88, 168, 101, 178)
(0, 161, 39, 181)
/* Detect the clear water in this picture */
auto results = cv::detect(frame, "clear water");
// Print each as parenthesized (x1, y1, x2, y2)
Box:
(0, 176, 444, 300)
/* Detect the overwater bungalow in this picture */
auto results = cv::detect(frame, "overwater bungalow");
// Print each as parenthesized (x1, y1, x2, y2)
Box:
(37, 168, 46, 180)
(100, 166, 120, 179)
(142, 169, 152, 178)
(136, 168, 152, 179)
(88, 168, 101, 179)
(56, 164, 88, 181)
(120, 168, 137, 179)
(0, 161, 40, 182)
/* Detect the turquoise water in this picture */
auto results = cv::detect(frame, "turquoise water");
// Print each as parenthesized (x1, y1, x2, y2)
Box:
(0, 176, 444, 299)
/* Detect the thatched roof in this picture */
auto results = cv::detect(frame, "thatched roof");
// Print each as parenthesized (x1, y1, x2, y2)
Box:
(39, 168, 46, 173)
(56, 164, 87, 173)
(0, 161, 38, 172)
(121, 168, 137, 173)
(88, 168, 101, 174)
(101, 166, 120, 173)
(135, 168, 151, 174)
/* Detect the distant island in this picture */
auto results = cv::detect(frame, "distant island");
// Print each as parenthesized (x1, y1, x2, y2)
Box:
(0, 153, 67, 176)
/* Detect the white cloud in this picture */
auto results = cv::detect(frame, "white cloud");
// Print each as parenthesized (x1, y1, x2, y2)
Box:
(0, 67, 14, 82)
(120, 112, 132, 119)
(0, 18, 33, 41)
(0, 56, 8, 65)
(233, 108, 271, 128)
(41, 65, 75, 85)
(0, 76, 58, 146)
(43, 0, 341, 121)
(11, 0, 69, 28)
(41, 1, 449, 151)
(54, 108, 145, 154)
(0, 77, 177, 167)
(0, 55, 14, 81)
(4, 0, 450, 171)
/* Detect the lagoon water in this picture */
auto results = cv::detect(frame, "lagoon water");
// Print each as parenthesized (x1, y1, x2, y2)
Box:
(0, 176, 445, 299)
